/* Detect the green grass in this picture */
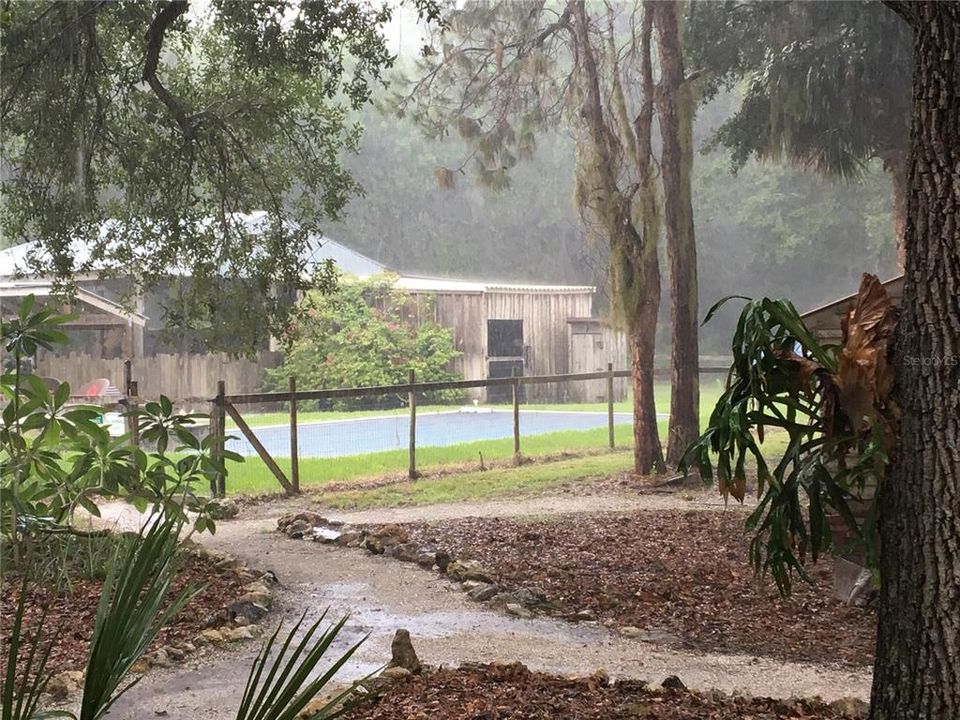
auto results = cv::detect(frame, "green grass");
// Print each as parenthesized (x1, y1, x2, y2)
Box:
(220, 380, 728, 497)
(222, 422, 644, 495)
(315, 451, 636, 510)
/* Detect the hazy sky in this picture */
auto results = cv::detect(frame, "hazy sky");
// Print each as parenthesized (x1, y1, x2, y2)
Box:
(187, 0, 428, 57)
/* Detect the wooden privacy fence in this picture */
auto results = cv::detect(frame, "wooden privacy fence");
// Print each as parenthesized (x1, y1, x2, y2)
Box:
(209, 364, 728, 497)
(35, 351, 279, 405)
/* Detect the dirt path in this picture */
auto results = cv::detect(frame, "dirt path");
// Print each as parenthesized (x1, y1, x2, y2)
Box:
(103, 494, 871, 719)
(321, 488, 749, 525)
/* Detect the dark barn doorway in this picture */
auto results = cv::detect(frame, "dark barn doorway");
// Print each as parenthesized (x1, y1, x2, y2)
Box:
(487, 319, 524, 403)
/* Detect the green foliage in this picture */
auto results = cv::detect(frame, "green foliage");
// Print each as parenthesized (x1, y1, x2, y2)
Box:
(0, 0, 439, 354)
(266, 275, 462, 406)
(3, 513, 364, 720)
(0, 533, 125, 595)
(687, 0, 911, 178)
(235, 612, 365, 720)
(384, 0, 563, 191)
(692, 146, 897, 352)
(682, 296, 887, 594)
(78, 515, 198, 720)
(3, 301, 363, 719)
(1, 297, 243, 566)
(2, 578, 67, 720)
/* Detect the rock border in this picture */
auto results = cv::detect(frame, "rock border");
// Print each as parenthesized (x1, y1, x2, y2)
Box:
(277, 512, 554, 622)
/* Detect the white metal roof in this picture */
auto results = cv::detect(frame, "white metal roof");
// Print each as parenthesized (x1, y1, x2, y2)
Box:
(0, 213, 386, 280)
(394, 275, 595, 294)
(0, 211, 594, 295)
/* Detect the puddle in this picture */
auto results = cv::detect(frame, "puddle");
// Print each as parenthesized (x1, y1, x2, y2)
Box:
(292, 580, 610, 646)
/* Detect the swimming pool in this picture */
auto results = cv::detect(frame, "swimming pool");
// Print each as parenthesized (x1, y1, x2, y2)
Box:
(225, 409, 648, 459)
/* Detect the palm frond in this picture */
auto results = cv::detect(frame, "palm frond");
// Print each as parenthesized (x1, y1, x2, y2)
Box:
(78, 514, 200, 720)
(2, 576, 73, 720)
(235, 611, 367, 720)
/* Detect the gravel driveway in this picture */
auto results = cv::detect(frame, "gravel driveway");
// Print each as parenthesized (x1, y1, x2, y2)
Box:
(102, 492, 872, 719)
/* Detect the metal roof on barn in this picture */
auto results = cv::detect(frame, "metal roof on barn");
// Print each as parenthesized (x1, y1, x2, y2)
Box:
(0, 211, 592, 293)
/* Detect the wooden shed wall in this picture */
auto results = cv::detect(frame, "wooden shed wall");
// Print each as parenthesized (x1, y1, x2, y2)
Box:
(567, 319, 630, 402)
(408, 291, 487, 385)
(407, 288, 594, 402)
(486, 289, 593, 402)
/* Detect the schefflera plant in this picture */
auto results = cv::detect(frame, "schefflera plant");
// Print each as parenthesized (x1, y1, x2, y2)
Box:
(1, 295, 243, 556)
(682, 274, 898, 593)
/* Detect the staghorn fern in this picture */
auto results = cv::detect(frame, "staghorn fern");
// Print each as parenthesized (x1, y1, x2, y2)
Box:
(682, 274, 897, 594)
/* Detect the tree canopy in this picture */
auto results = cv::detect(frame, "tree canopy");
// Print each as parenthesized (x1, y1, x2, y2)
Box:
(0, 0, 439, 353)
(686, 0, 912, 261)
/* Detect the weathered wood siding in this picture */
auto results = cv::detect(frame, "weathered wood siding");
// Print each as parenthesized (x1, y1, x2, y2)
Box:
(408, 292, 487, 386)
(567, 319, 630, 402)
(407, 287, 595, 402)
(486, 289, 594, 402)
(35, 352, 280, 403)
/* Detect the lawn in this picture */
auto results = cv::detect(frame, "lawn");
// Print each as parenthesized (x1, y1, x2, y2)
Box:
(221, 425, 640, 495)
(220, 379, 728, 496)
(310, 451, 635, 509)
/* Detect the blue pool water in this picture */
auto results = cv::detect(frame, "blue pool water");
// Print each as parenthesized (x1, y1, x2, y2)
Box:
(226, 409, 645, 459)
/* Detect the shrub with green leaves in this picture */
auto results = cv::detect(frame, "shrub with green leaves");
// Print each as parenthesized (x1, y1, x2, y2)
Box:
(1, 296, 242, 567)
(267, 274, 462, 407)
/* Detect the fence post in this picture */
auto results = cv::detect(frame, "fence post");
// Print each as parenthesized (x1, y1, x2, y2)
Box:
(289, 375, 299, 494)
(512, 374, 521, 463)
(607, 362, 615, 449)
(128, 380, 140, 447)
(212, 379, 226, 498)
(408, 369, 417, 479)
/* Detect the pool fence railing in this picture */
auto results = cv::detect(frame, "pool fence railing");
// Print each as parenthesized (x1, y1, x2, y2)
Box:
(206, 364, 729, 498)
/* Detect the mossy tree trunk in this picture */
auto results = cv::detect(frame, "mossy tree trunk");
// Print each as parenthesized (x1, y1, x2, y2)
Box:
(571, 0, 665, 474)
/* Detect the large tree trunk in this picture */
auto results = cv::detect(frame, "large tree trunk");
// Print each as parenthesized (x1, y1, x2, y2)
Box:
(630, 294, 665, 475)
(653, 2, 700, 467)
(871, 3, 960, 718)
(570, 0, 665, 474)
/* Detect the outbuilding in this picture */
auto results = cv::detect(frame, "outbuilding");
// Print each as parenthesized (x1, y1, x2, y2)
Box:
(0, 219, 606, 402)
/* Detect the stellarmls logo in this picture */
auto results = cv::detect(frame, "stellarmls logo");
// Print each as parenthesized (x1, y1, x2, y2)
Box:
(902, 355, 959, 367)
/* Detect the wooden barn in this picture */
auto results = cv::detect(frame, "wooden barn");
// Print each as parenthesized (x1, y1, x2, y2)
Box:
(391, 276, 596, 402)
(0, 218, 608, 402)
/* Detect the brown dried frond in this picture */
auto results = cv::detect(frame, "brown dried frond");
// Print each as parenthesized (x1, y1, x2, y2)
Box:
(835, 273, 898, 434)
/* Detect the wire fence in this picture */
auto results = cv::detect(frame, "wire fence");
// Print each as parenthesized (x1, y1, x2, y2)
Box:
(206, 366, 729, 497)
(37, 360, 729, 497)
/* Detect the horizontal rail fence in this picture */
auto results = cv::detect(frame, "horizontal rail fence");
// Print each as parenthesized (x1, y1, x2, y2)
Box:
(210, 365, 729, 497)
